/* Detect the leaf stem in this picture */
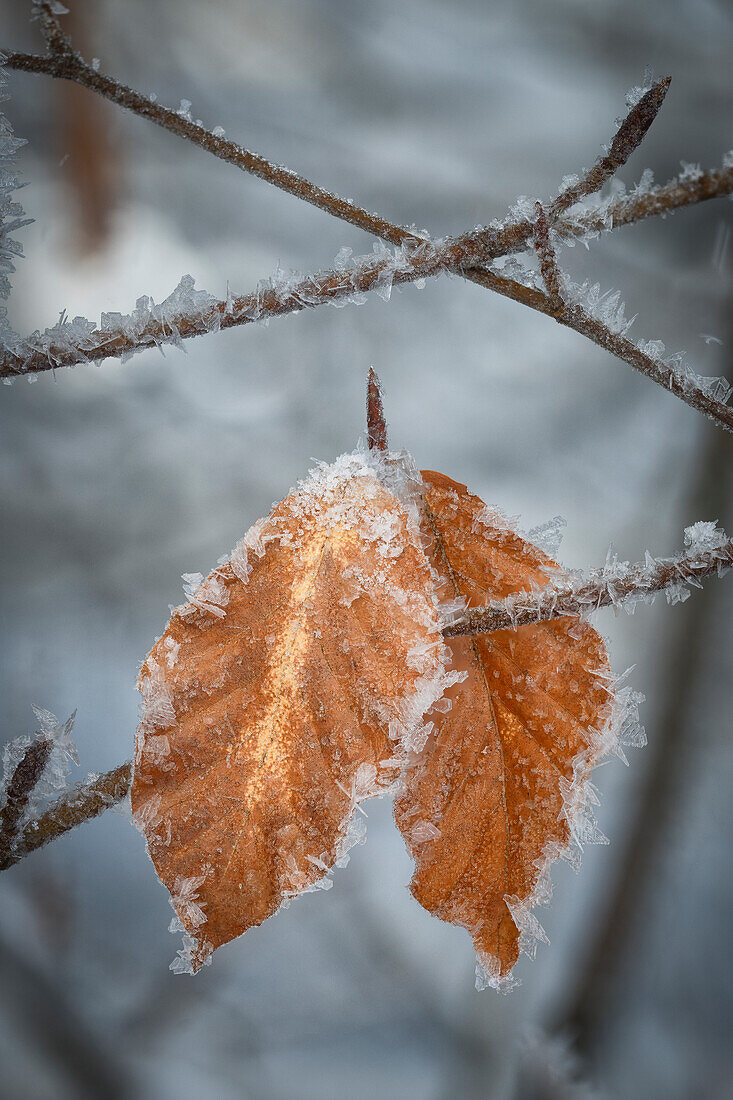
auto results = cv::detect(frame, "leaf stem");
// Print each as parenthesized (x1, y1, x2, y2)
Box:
(366, 368, 388, 452)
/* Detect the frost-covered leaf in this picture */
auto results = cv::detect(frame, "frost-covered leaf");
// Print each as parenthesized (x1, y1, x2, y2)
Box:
(395, 471, 616, 991)
(131, 451, 450, 973)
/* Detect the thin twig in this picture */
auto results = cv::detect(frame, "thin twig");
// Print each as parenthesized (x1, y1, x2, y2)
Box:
(0, 737, 52, 865)
(7, 41, 723, 266)
(549, 78, 671, 218)
(0, 142, 728, 379)
(566, 165, 733, 237)
(33, 0, 76, 58)
(446, 537, 733, 636)
(532, 202, 563, 308)
(1, 535, 730, 872)
(0, 761, 132, 871)
(0, 243, 439, 376)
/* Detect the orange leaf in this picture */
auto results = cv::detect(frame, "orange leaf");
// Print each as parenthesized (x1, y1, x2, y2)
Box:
(395, 470, 615, 990)
(132, 453, 450, 973)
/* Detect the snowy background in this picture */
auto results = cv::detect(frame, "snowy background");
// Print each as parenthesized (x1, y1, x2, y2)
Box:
(1, 0, 732, 1097)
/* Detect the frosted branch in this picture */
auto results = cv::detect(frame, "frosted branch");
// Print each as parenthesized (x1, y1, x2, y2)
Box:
(532, 202, 563, 308)
(2, 10, 733, 433)
(0, 737, 52, 866)
(5, 35, 729, 268)
(0, 760, 132, 870)
(549, 76, 671, 218)
(8, 2, 414, 247)
(463, 265, 733, 431)
(2, 237, 732, 432)
(1, 527, 730, 872)
(446, 525, 733, 637)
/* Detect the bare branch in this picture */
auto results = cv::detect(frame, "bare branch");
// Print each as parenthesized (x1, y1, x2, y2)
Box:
(367, 368, 388, 451)
(446, 533, 733, 637)
(0, 736, 52, 865)
(0, 761, 132, 871)
(550, 78, 671, 218)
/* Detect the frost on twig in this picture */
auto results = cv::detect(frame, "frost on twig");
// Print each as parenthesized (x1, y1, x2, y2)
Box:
(0, 758, 132, 871)
(532, 202, 563, 308)
(0, 238, 440, 379)
(0, 707, 77, 867)
(447, 523, 733, 637)
(0, 739, 52, 866)
(549, 75, 671, 218)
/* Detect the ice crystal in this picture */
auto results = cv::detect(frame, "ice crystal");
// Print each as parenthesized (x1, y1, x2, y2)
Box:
(526, 515, 567, 560)
(9, 274, 219, 375)
(624, 68, 655, 109)
(632, 167, 655, 195)
(678, 161, 703, 184)
(635, 336, 732, 405)
(565, 280, 636, 337)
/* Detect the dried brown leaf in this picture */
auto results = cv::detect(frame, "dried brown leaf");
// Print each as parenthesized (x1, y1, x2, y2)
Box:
(395, 471, 615, 990)
(131, 453, 449, 972)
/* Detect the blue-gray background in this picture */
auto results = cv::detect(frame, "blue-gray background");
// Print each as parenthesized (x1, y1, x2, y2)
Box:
(1, 1, 732, 1097)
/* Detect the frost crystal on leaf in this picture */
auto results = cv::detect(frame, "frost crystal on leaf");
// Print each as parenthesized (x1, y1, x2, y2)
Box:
(525, 516, 567, 560)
